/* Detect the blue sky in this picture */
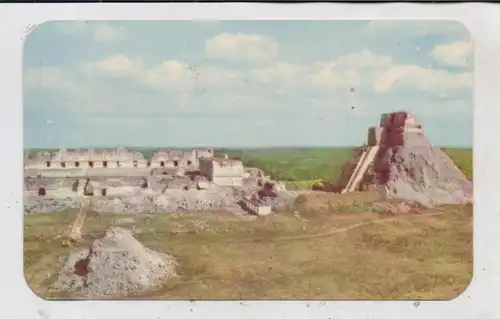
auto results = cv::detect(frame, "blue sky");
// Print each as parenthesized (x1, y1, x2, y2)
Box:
(23, 20, 473, 148)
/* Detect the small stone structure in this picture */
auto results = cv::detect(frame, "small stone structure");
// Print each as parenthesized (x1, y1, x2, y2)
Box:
(199, 156, 244, 186)
(241, 193, 272, 216)
(149, 148, 212, 169)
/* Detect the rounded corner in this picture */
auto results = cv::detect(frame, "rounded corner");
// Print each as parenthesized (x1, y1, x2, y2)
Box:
(447, 19, 474, 43)
(447, 268, 474, 302)
(22, 267, 53, 302)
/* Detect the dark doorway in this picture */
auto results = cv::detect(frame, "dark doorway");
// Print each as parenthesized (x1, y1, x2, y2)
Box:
(117, 161, 121, 167)
(75, 161, 80, 167)
(187, 160, 192, 165)
(61, 162, 66, 168)
(38, 187, 46, 196)
(88, 161, 94, 168)
(45, 161, 51, 168)
(173, 161, 178, 167)
(101, 188, 107, 196)
(147, 160, 151, 167)
(160, 161, 165, 167)
(103, 161, 108, 168)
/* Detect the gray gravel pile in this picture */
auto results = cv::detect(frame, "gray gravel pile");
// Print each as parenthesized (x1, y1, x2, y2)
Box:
(51, 227, 177, 298)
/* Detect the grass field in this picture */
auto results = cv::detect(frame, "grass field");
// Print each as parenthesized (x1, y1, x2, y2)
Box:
(24, 194, 472, 300)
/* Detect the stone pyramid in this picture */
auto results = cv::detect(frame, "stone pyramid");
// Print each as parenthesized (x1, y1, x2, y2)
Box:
(337, 111, 472, 206)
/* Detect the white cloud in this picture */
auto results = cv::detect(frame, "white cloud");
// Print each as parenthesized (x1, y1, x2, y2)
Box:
(24, 48, 473, 119)
(373, 64, 472, 93)
(430, 41, 473, 67)
(82, 55, 236, 91)
(247, 50, 391, 91)
(23, 66, 94, 99)
(249, 49, 471, 94)
(204, 33, 279, 62)
(23, 66, 93, 109)
(334, 49, 393, 69)
(28, 49, 473, 98)
(81, 55, 143, 78)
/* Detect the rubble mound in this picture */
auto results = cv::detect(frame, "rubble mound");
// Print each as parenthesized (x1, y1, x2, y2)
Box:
(51, 227, 177, 298)
(24, 180, 300, 214)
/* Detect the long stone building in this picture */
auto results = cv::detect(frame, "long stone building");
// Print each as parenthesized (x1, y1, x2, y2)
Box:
(24, 147, 245, 187)
(24, 147, 148, 169)
(24, 147, 214, 170)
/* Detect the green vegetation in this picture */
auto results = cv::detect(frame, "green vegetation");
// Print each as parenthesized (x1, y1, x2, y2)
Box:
(239, 148, 354, 182)
(285, 179, 325, 190)
(24, 148, 58, 156)
(443, 148, 473, 181)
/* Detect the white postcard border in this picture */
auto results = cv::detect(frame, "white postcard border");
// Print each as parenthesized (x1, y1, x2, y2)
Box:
(0, 3, 498, 319)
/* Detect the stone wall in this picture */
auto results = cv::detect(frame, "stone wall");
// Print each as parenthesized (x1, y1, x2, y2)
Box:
(199, 158, 213, 180)
(24, 176, 148, 190)
(212, 159, 244, 177)
(212, 176, 243, 186)
(367, 126, 383, 146)
(24, 148, 216, 172)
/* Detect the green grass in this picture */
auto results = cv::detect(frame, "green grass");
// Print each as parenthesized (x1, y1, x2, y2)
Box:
(285, 179, 325, 190)
(442, 148, 473, 181)
(238, 147, 355, 182)
(24, 202, 472, 300)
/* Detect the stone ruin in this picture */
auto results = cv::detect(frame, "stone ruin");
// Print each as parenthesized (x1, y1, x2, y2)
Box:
(333, 111, 473, 206)
(24, 147, 243, 195)
(24, 147, 294, 214)
(24, 147, 215, 172)
(51, 227, 178, 298)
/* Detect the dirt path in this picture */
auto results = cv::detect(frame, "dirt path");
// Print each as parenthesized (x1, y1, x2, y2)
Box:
(207, 210, 446, 245)
(220, 215, 399, 244)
